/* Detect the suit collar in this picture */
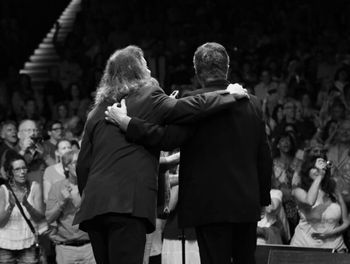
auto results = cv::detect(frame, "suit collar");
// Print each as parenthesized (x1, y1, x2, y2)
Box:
(188, 79, 229, 95)
(203, 79, 229, 89)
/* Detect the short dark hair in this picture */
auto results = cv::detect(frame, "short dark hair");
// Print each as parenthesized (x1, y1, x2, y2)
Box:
(46, 120, 62, 131)
(70, 139, 80, 150)
(0, 120, 17, 132)
(193, 42, 229, 84)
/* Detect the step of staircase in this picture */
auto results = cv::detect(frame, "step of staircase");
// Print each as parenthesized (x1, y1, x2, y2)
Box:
(20, 0, 82, 90)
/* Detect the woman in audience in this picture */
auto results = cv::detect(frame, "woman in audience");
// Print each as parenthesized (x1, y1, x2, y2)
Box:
(272, 132, 298, 237)
(0, 155, 45, 263)
(290, 154, 349, 252)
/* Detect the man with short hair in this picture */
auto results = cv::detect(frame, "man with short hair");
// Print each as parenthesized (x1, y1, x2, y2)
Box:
(43, 139, 72, 203)
(46, 150, 95, 264)
(43, 120, 64, 165)
(106, 42, 272, 264)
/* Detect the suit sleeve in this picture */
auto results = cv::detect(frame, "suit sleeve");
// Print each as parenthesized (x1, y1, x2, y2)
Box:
(76, 127, 92, 195)
(126, 118, 194, 151)
(150, 87, 237, 124)
(254, 98, 272, 206)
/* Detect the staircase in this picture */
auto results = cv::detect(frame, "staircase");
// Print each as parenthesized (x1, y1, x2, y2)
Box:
(19, 0, 81, 89)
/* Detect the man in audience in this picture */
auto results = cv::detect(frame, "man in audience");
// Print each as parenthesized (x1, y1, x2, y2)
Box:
(15, 119, 44, 165)
(46, 150, 95, 264)
(43, 120, 64, 166)
(43, 139, 72, 203)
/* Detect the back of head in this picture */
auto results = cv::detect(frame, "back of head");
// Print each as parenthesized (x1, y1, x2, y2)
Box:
(193, 42, 229, 84)
(95, 45, 151, 105)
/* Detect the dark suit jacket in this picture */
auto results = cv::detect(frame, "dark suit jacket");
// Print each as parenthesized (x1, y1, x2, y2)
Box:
(125, 79, 272, 228)
(74, 82, 237, 232)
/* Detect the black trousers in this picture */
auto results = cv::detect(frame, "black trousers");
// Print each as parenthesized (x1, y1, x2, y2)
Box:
(87, 213, 147, 264)
(195, 222, 257, 264)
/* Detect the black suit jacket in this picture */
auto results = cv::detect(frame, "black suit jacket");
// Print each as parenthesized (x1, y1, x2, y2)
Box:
(73, 82, 237, 232)
(125, 80, 272, 228)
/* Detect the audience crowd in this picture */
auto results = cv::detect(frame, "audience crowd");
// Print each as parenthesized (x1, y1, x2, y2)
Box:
(1, 0, 350, 263)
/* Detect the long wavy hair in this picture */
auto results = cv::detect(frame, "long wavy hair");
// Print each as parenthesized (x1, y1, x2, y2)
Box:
(94, 45, 155, 105)
(299, 154, 336, 202)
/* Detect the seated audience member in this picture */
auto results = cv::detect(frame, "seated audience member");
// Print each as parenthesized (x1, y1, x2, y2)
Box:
(290, 155, 349, 252)
(42, 120, 64, 166)
(46, 150, 95, 264)
(43, 139, 72, 203)
(0, 155, 45, 263)
(15, 119, 44, 165)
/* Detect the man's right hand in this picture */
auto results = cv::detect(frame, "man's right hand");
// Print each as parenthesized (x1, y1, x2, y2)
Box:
(22, 137, 34, 152)
(226, 83, 249, 99)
